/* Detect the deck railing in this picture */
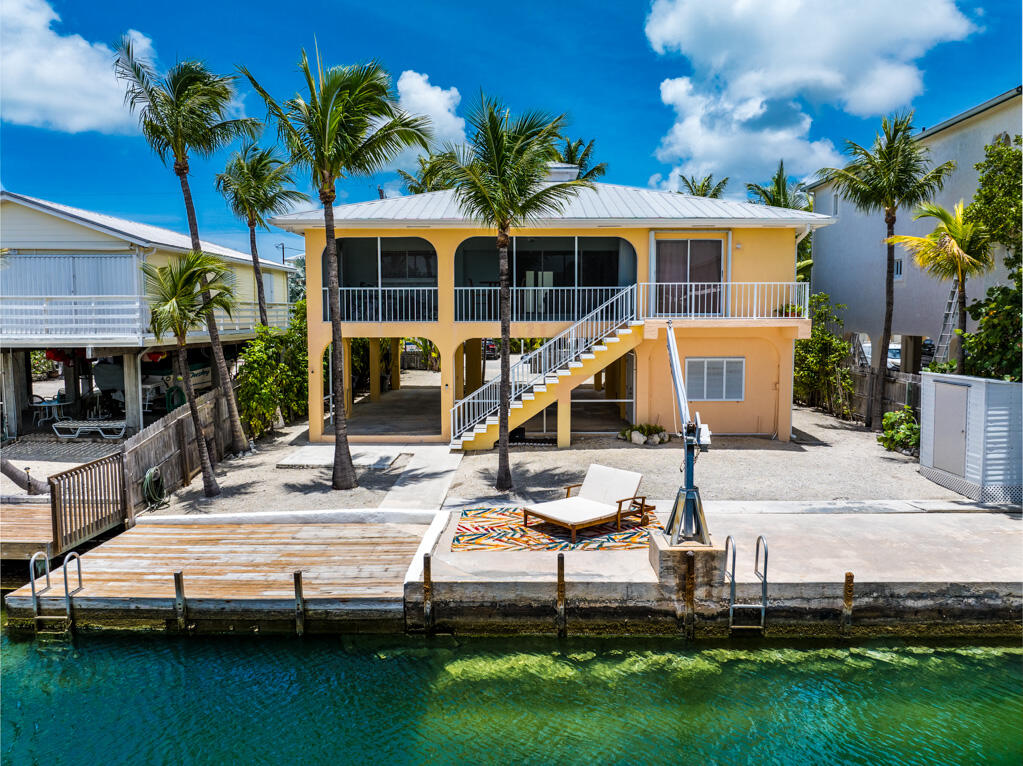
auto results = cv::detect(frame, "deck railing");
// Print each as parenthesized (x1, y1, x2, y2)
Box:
(324, 287, 439, 322)
(637, 282, 809, 320)
(454, 286, 623, 322)
(48, 453, 129, 554)
(0, 296, 291, 340)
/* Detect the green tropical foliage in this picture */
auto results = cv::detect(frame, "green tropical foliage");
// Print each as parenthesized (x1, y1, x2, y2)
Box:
(877, 406, 920, 452)
(557, 138, 607, 180)
(244, 47, 431, 490)
(216, 143, 308, 325)
(817, 112, 955, 428)
(440, 97, 592, 490)
(793, 293, 853, 418)
(888, 201, 993, 373)
(679, 174, 728, 198)
(966, 134, 1022, 266)
(746, 160, 809, 209)
(236, 300, 309, 439)
(397, 152, 455, 193)
(143, 251, 236, 497)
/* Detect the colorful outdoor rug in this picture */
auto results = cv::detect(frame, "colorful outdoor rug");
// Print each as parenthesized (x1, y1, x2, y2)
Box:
(450, 507, 655, 551)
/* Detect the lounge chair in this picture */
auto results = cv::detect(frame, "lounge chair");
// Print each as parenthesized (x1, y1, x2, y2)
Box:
(53, 419, 127, 440)
(523, 464, 651, 543)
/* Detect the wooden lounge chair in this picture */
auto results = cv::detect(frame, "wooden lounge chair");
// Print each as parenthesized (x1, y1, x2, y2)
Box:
(52, 419, 127, 440)
(523, 464, 652, 543)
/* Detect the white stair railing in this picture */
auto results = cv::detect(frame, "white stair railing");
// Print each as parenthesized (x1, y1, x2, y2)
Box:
(450, 285, 637, 441)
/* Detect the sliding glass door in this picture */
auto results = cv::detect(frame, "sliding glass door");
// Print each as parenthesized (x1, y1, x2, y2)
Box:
(654, 239, 723, 315)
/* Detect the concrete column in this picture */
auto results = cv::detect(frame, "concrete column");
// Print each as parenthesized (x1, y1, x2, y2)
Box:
(62, 362, 77, 405)
(1, 350, 24, 436)
(901, 335, 922, 375)
(604, 359, 618, 400)
(439, 340, 456, 441)
(773, 336, 795, 443)
(618, 356, 629, 420)
(369, 339, 381, 401)
(454, 342, 465, 400)
(309, 342, 325, 442)
(123, 352, 143, 434)
(465, 338, 483, 393)
(593, 370, 603, 391)
(342, 338, 353, 416)
(390, 338, 401, 391)
(632, 340, 653, 425)
(556, 386, 571, 448)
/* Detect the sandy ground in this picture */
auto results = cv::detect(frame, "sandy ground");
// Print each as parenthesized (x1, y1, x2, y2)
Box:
(447, 406, 963, 505)
(150, 422, 411, 516)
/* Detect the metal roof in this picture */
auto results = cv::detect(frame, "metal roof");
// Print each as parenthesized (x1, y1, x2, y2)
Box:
(1, 191, 295, 272)
(270, 182, 834, 232)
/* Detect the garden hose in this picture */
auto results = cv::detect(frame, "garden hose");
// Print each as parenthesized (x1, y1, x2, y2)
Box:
(142, 466, 168, 510)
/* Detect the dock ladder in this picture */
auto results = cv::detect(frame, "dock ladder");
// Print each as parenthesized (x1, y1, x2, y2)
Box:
(29, 550, 82, 638)
(723, 536, 768, 635)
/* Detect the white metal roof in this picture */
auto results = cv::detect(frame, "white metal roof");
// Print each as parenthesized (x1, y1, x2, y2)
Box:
(270, 182, 834, 232)
(1, 191, 295, 272)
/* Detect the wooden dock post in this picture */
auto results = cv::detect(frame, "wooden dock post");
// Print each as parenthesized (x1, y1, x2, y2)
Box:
(293, 571, 305, 636)
(422, 553, 433, 633)
(841, 572, 854, 634)
(173, 571, 186, 631)
(684, 551, 696, 639)
(556, 553, 566, 638)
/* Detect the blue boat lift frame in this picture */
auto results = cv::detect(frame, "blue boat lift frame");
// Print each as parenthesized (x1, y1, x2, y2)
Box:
(663, 319, 713, 545)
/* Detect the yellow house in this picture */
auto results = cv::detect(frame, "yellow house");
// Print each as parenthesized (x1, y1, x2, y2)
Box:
(272, 167, 834, 448)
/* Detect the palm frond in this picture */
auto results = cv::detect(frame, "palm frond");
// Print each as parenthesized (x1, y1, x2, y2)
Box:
(143, 251, 236, 343)
(887, 200, 993, 283)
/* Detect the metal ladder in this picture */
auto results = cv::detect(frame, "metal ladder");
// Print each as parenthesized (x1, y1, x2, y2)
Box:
(933, 283, 959, 363)
(29, 550, 82, 638)
(723, 536, 768, 635)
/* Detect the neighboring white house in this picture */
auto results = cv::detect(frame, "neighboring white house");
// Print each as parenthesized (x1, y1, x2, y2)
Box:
(0, 191, 295, 437)
(809, 86, 1021, 370)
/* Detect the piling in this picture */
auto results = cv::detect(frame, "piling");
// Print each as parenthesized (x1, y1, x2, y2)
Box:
(423, 553, 434, 633)
(293, 571, 305, 637)
(173, 571, 186, 631)
(684, 551, 696, 639)
(556, 553, 566, 638)
(841, 572, 854, 633)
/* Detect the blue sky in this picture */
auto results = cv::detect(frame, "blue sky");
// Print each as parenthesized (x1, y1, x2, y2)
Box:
(1, 0, 1019, 261)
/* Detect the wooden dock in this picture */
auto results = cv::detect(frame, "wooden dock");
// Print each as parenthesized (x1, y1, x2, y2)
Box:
(0, 502, 57, 559)
(4, 519, 429, 633)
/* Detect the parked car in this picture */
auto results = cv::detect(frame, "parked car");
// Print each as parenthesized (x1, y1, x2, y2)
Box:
(921, 338, 936, 366)
(483, 339, 498, 359)
(887, 345, 901, 371)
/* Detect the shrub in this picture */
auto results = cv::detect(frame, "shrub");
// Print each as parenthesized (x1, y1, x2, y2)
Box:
(877, 406, 920, 452)
(793, 293, 854, 417)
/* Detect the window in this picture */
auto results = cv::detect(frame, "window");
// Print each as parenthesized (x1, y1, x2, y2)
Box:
(832, 193, 839, 216)
(685, 357, 745, 401)
(894, 258, 903, 281)
(262, 272, 275, 303)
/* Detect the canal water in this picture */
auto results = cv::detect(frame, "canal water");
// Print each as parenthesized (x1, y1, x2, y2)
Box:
(2, 630, 1020, 765)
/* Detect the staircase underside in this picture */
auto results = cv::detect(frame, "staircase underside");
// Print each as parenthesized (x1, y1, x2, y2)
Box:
(451, 321, 645, 450)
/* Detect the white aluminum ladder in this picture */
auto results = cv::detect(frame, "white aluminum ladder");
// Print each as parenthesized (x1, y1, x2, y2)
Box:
(933, 282, 959, 363)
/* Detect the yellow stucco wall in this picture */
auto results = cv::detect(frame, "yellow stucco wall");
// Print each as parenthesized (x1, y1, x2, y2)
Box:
(304, 223, 806, 444)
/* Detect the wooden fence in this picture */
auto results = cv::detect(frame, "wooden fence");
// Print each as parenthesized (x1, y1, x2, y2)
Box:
(48, 452, 127, 554)
(121, 388, 233, 515)
(848, 367, 921, 420)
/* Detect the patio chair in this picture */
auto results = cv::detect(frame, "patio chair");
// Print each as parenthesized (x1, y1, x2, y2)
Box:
(523, 464, 651, 543)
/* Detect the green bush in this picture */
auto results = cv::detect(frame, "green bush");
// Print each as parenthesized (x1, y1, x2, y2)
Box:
(619, 423, 668, 440)
(877, 406, 920, 452)
(793, 293, 854, 417)
(925, 359, 957, 374)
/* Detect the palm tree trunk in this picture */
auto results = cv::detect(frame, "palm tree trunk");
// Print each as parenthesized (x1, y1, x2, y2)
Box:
(956, 274, 967, 374)
(249, 221, 269, 327)
(177, 339, 220, 497)
(869, 211, 897, 430)
(322, 194, 358, 490)
(495, 232, 513, 491)
(176, 164, 249, 453)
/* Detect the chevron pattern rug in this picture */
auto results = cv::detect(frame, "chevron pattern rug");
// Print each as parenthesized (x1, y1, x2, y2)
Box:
(450, 507, 654, 551)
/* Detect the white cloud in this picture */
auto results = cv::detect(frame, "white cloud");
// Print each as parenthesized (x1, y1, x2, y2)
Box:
(645, 0, 975, 188)
(385, 70, 466, 177)
(0, 0, 154, 134)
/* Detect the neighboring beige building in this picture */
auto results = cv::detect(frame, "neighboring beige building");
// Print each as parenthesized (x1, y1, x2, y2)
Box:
(0, 191, 294, 436)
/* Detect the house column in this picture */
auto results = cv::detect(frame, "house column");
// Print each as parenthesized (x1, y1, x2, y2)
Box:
(439, 339, 457, 441)
(62, 361, 78, 406)
(123, 352, 143, 434)
(632, 339, 654, 425)
(342, 338, 353, 416)
(465, 339, 483, 393)
(390, 338, 401, 391)
(593, 370, 603, 391)
(618, 356, 628, 420)
(369, 339, 381, 401)
(1, 350, 26, 436)
(604, 358, 619, 400)
(901, 335, 922, 375)
(771, 334, 795, 443)
(308, 340, 328, 442)
(556, 386, 571, 448)
(454, 342, 465, 400)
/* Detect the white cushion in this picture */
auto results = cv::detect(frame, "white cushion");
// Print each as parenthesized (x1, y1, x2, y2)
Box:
(526, 497, 617, 525)
(578, 464, 642, 506)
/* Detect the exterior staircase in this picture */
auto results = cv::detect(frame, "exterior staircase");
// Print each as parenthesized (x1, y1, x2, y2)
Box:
(450, 286, 642, 450)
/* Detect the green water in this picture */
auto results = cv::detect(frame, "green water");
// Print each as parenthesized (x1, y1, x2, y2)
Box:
(1, 631, 1020, 765)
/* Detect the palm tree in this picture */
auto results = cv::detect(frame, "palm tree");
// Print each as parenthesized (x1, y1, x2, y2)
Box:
(243, 48, 431, 490)
(397, 151, 455, 194)
(441, 98, 592, 490)
(143, 251, 236, 497)
(746, 160, 809, 209)
(558, 138, 607, 181)
(888, 201, 992, 373)
(115, 37, 259, 454)
(819, 113, 954, 427)
(215, 143, 308, 325)
(679, 174, 728, 198)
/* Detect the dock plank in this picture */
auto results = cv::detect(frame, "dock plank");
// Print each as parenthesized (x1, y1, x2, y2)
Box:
(0, 504, 54, 559)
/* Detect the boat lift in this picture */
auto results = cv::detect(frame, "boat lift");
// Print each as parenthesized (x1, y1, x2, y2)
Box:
(663, 320, 713, 545)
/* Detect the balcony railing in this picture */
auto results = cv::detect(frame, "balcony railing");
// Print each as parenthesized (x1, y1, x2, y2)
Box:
(0, 295, 292, 342)
(324, 287, 438, 322)
(637, 282, 809, 320)
(454, 287, 624, 322)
